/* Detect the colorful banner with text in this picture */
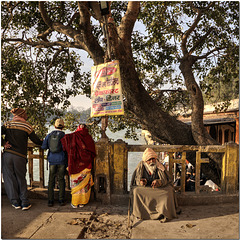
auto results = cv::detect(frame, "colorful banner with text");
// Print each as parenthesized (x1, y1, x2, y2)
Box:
(91, 60, 124, 117)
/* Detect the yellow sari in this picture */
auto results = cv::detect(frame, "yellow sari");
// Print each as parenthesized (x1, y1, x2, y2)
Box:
(70, 168, 94, 205)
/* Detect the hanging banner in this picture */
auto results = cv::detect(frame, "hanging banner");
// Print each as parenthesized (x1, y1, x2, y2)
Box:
(91, 60, 124, 117)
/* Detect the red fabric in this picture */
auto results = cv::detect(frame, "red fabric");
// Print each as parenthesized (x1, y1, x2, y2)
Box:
(61, 126, 96, 175)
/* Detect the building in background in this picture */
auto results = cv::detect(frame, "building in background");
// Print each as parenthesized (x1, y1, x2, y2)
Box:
(178, 99, 239, 145)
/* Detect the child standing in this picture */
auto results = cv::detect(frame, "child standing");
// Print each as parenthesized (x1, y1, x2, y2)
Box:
(42, 119, 67, 207)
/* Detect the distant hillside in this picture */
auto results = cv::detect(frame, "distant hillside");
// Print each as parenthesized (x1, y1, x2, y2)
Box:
(46, 107, 91, 123)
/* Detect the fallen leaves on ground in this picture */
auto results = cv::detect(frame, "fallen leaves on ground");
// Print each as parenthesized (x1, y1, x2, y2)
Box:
(186, 223, 196, 228)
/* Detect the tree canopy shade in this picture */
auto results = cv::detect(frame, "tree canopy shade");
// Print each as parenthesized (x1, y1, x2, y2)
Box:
(1, 1, 239, 184)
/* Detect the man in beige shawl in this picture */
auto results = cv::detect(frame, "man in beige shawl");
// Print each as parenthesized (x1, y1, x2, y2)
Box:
(130, 148, 180, 222)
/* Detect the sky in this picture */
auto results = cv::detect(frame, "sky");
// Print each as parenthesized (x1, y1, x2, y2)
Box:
(68, 51, 92, 110)
(69, 94, 91, 110)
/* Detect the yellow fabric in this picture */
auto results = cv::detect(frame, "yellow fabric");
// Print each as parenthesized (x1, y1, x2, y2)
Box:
(72, 187, 92, 205)
(71, 170, 91, 194)
(70, 168, 94, 205)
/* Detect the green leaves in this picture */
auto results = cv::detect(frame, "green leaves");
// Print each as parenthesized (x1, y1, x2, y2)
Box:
(135, 1, 238, 113)
(1, 43, 89, 138)
(108, 112, 142, 141)
(201, 43, 239, 105)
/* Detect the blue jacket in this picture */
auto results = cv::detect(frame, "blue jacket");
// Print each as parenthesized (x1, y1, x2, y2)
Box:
(41, 130, 67, 165)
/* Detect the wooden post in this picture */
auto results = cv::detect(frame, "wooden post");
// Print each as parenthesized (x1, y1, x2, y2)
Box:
(28, 147, 33, 187)
(39, 147, 44, 188)
(173, 163, 176, 181)
(168, 153, 174, 177)
(235, 117, 239, 144)
(169, 152, 186, 193)
(180, 152, 186, 193)
(221, 142, 239, 193)
(195, 151, 201, 194)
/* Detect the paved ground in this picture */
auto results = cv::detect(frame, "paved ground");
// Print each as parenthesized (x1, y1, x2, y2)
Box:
(1, 194, 239, 239)
(130, 204, 239, 239)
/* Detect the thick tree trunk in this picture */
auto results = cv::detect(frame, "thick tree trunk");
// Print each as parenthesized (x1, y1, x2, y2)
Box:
(105, 3, 196, 145)
(118, 56, 195, 145)
(179, 57, 219, 146)
(179, 57, 222, 185)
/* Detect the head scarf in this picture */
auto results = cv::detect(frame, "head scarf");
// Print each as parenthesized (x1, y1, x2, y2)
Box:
(142, 148, 158, 162)
(61, 124, 95, 175)
(76, 124, 87, 131)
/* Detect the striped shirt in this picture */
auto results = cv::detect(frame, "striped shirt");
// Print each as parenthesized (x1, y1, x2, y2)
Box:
(2, 120, 42, 158)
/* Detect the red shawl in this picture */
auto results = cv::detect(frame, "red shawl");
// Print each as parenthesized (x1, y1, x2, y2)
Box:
(61, 126, 96, 175)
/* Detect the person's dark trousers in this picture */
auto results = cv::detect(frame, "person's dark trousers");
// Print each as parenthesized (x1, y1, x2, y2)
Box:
(2, 152, 29, 206)
(48, 164, 66, 202)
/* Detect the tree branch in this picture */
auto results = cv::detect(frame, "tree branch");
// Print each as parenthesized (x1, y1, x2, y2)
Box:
(77, 2, 104, 64)
(39, 2, 86, 49)
(181, 8, 202, 56)
(38, 2, 104, 64)
(189, 27, 214, 55)
(181, 2, 216, 57)
(37, 28, 53, 41)
(195, 47, 226, 60)
(118, 1, 140, 42)
(39, 1, 53, 28)
(78, 2, 91, 31)
(2, 38, 84, 50)
(111, 1, 140, 61)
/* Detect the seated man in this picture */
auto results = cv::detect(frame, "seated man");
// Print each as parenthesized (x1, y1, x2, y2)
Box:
(130, 148, 180, 222)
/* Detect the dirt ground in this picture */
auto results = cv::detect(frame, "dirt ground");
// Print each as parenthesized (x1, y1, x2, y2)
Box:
(81, 202, 239, 239)
(131, 203, 239, 239)
(1, 194, 239, 239)
(82, 205, 131, 239)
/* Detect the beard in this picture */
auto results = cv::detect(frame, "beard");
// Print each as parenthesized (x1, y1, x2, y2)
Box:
(149, 164, 157, 173)
(143, 161, 157, 175)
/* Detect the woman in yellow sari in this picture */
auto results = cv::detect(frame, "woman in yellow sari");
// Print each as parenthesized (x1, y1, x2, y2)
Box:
(61, 124, 96, 208)
(70, 168, 94, 207)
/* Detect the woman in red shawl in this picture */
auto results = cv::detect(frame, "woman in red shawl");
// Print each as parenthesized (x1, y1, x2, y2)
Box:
(61, 124, 96, 208)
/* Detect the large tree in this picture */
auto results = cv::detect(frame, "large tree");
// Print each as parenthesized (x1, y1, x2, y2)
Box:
(1, 1, 239, 184)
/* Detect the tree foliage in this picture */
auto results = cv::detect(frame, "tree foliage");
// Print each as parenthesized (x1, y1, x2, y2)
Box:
(201, 49, 239, 110)
(134, 1, 239, 111)
(1, 25, 90, 138)
(1, 1, 238, 132)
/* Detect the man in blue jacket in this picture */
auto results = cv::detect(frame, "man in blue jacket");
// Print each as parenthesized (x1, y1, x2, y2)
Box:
(42, 119, 67, 207)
